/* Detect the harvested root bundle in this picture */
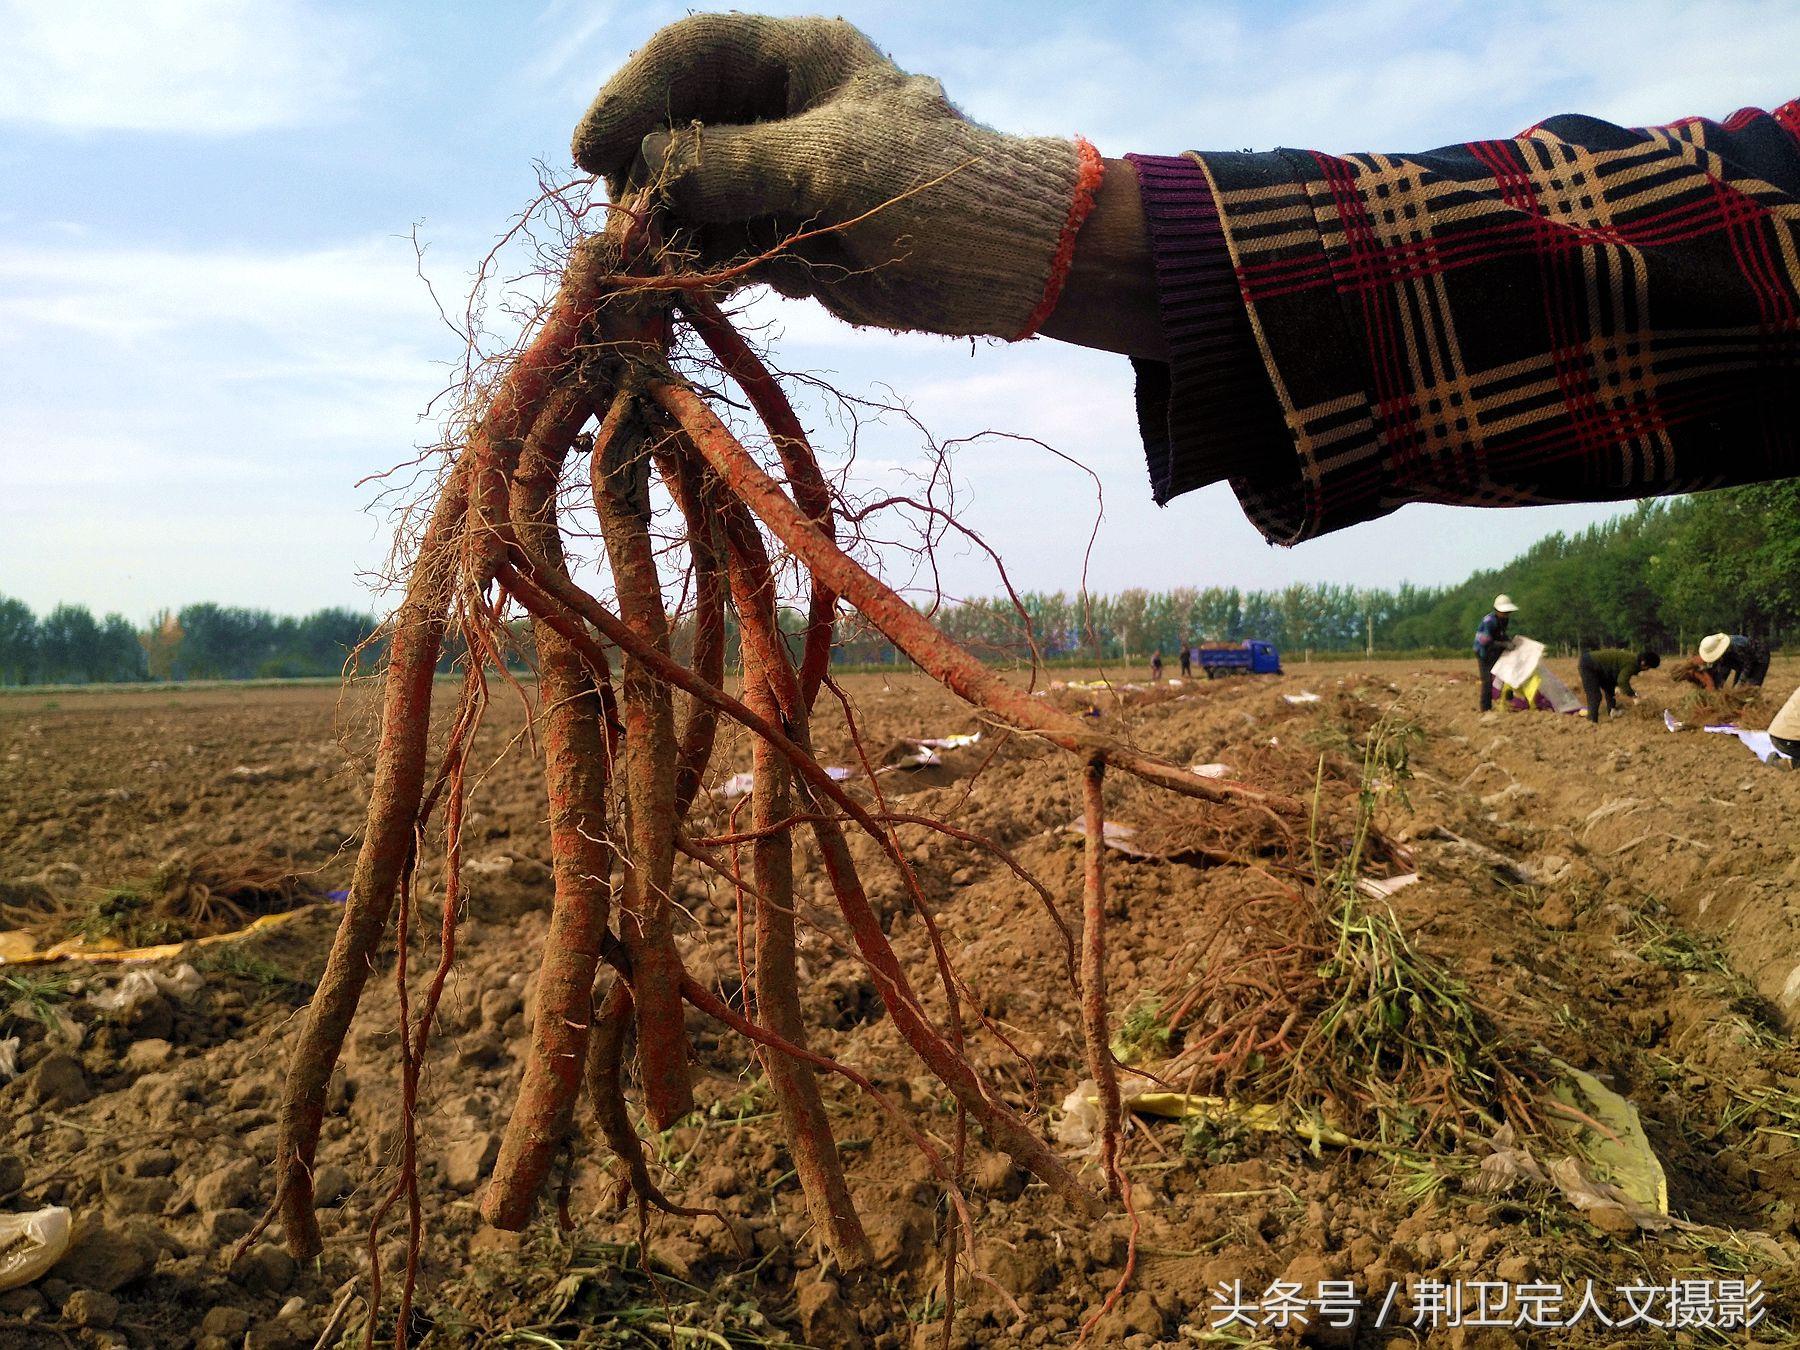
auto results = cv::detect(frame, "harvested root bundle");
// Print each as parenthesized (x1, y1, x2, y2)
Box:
(1667, 683, 1763, 726)
(1141, 880, 1542, 1151)
(1128, 702, 1543, 1151)
(13, 848, 323, 950)
(260, 192, 1303, 1344)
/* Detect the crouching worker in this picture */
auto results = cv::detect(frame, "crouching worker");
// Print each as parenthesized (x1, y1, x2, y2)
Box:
(1698, 633, 1771, 688)
(1770, 686, 1800, 762)
(1577, 647, 1659, 723)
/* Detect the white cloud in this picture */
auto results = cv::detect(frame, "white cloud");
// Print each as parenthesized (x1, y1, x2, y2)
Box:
(0, 0, 372, 134)
(12, 0, 1784, 616)
(0, 235, 451, 613)
(930, 0, 1800, 156)
(0, 239, 433, 352)
(524, 0, 620, 87)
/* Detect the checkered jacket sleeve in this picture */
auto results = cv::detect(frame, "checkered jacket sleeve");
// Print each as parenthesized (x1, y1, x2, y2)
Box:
(1129, 102, 1800, 544)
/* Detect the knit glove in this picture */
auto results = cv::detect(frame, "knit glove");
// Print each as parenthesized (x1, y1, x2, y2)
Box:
(572, 14, 1101, 339)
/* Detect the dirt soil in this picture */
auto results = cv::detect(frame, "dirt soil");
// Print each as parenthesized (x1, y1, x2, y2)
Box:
(3, 657, 1800, 1349)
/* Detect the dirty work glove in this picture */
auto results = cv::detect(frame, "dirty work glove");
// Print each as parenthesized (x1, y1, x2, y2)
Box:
(572, 14, 1101, 339)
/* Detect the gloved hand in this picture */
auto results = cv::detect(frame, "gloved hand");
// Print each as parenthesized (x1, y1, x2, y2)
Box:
(572, 14, 1098, 340)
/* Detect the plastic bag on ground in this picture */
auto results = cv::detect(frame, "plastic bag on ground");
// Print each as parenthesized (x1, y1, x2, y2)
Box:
(1552, 1061, 1669, 1217)
(0, 1206, 72, 1291)
(88, 962, 204, 1015)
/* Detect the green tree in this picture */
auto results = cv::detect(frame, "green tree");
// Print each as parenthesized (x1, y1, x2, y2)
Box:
(36, 604, 103, 683)
(0, 596, 34, 685)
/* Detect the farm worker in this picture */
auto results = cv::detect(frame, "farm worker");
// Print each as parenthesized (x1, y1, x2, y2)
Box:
(1769, 686, 1800, 762)
(1150, 650, 1164, 682)
(1697, 633, 1771, 689)
(1473, 595, 1518, 713)
(1576, 647, 1660, 724)
(1179, 643, 1192, 678)
(574, 17, 1799, 545)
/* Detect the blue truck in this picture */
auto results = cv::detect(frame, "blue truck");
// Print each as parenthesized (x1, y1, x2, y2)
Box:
(1198, 640, 1282, 678)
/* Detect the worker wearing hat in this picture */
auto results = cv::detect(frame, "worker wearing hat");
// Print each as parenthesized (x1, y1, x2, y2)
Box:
(1697, 633, 1771, 689)
(1474, 595, 1518, 713)
(1770, 686, 1800, 763)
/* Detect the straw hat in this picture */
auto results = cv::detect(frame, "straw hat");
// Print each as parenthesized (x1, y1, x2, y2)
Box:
(1699, 633, 1731, 664)
(1493, 594, 1519, 613)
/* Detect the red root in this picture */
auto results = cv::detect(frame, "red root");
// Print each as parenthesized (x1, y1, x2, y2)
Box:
(272, 195, 1310, 1336)
(273, 465, 469, 1261)
(647, 377, 1297, 817)
(592, 389, 695, 1129)
(1080, 758, 1123, 1196)
(481, 387, 619, 1230)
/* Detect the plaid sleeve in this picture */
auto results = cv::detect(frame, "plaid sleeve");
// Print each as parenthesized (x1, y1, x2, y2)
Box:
(1178, 100, 1800, 544)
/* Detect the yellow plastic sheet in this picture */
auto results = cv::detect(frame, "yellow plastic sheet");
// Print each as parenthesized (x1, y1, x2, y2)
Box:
(0, 905, 317, 968)
(1124, 1091, 1356, 1150)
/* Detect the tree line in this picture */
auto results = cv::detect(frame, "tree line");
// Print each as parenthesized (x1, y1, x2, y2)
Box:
(5, 481, 1793, 686)
(0, 602, 383, 686)
(841, 481, 1800, 663)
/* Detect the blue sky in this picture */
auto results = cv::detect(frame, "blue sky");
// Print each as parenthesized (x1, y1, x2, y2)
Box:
(4, 0, 1797, 620)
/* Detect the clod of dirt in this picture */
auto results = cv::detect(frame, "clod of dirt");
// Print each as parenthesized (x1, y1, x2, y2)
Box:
(443, 1133, 500, 1194)
(863, 1201, 931, 1271)
(795, 1275, 860, 1346)
(312, 1163, 352, 1206)
(50, 1224, 154, 1293)
(123, 1037, 174, 1071)
(228, 1243, 296, 1294)
(200, 1306, 252, 1340)
(202, 1210, 256, 1247)
(246, 1306, 320, 1350)
(193, 1158, 259, 1213)
(1538, 893, 1577, 930)
(17, 1050, 89, 1107)
(101, 1165, 177, 1215)
(127, 1149, 177, 1179)
(971, 1152, 1025, 1199)
(0, 1288, 47, 1317)
(62, 1286, 119, 1328)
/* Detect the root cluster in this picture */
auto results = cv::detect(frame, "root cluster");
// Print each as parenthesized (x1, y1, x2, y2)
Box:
(7, 847, 322, 950)
(257, 194, 1299, 1344)
(1131, 699, 1543, 1152)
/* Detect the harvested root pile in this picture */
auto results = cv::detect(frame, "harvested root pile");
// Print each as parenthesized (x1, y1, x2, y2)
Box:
(6, 847, 323, 950)
(1656, 682, 1765, 726)
(258, 193, 1304, 1343)
(1101, 688, 1411, 876)
(1124, 701, 1545, 1152)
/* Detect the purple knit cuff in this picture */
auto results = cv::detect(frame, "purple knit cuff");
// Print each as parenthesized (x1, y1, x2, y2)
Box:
(1126, 152, 1288, 505)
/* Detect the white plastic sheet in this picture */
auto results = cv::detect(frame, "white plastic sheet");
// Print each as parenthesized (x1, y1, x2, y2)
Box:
(718, 765, 853, 800)
(0, 1207, 71, 1291)
(1704, 726, 1792, 764)
(1489, 636, 1544, 691)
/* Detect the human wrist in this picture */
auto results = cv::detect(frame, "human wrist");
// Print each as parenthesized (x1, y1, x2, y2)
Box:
(1037, 157, 1166, 358)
